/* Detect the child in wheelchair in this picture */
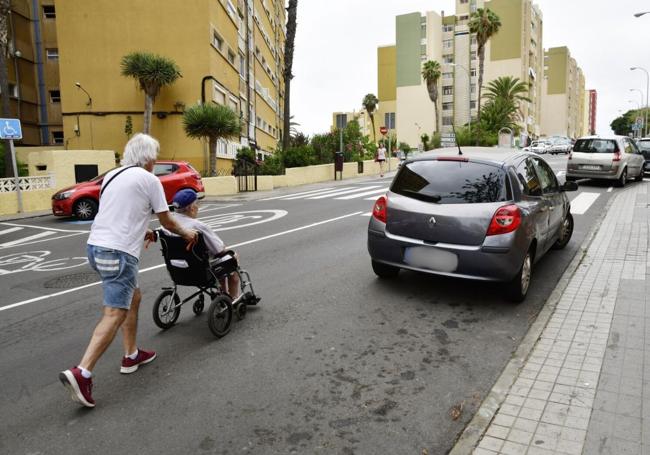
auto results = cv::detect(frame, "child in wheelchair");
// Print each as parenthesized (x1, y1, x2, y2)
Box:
(148, 189, 259, 338)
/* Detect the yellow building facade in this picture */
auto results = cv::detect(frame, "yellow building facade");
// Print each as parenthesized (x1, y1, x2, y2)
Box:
(55, 0, 285, 174)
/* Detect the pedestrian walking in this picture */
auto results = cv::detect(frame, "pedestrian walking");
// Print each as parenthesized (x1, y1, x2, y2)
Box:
(59, 133, 198, 408)
(376, 142, 387, 177)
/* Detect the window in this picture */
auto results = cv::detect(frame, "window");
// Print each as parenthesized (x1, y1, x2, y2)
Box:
(460, 0, 468, 3)
(531, 158, 559, 194)
(442, 102, 453, 111)
(42, 5, 55, 19)
(46, 48, 58, 60)
(442, 116, 454, 126)
(459, 15, 469, 21)
(420, 44, 427, 56)
(470, 35, 477, 45)
(573, 138, 617, 154)
(2, 83, 18, 98)
(153, 164, 177, 176)
(420, 23, 427, 39)
(470, 51, 477, 60)
(212, 31, 223, 51)
(443, 24, 454, 33)
(385, 112, 395, 129)
(470, 68, 477, 77)
(49, 90, 60, 103)
(471, 85, 476, 94)
(515, 159, 541, 196)
(213, 85, 226, 104)
(443, 39, 453, 49)
(51, 131, 64, 145)
(443, 86, 453, 95)
(442, 72, 453, 79)
(227, 50, 236, 65)
(443, 55, 454, 64)
(239, 52, 246, 74)
(470, 100, 476, 109)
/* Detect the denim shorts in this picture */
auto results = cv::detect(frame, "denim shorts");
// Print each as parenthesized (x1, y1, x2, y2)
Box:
(87, 244, 139, 310)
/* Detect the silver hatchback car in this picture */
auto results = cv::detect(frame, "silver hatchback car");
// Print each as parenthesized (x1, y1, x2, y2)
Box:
(566, 135, 645, 186)
(367, 148, 578, 302)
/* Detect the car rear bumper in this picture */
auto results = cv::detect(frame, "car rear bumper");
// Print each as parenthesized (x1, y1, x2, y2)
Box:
(367, 227, 524, 282)
(51, 199, 73, 216)
(566, 166, 619, 180)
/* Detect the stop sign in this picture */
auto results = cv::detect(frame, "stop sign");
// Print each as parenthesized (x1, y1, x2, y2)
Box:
(379, 126, 388, 135)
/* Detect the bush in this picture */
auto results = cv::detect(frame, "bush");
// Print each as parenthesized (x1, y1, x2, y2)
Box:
(0, 143, 28, 176)
(259, 153, 284, 175)
(283, 144, 314, 168)
(431, 132, 441, 149)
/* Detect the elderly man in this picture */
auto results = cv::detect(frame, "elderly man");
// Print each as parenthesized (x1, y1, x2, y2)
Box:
(169, 189, 240, 300)
(59, 133, 198, 408)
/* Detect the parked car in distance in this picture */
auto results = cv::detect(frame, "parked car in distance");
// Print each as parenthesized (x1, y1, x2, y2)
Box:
(524, 140, 551, 154)
(566, 136, 645, 187)
(548, 138, 573, 155)
(367, 147, 578, 302)
(637, 137, 650, 173)
(52, 161, 205, 220)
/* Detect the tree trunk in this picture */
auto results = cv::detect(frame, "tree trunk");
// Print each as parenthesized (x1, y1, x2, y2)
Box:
(0, 1, 14, 177)
(143, 94, 153, 134)
(476, 44, 485, 126)
(282, 0, 298, 151)
(209, 136, 217, 176)
(369, 112, 376, 144)
(427, 82, 439, 133)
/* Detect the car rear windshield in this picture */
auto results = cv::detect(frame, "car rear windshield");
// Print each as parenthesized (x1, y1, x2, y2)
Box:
(637, 141, 650, 152)
(573, 139, 618, 153)
(391, 160, 509, 204)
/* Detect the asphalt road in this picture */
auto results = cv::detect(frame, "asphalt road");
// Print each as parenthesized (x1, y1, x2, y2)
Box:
(0, 154, 627, 454)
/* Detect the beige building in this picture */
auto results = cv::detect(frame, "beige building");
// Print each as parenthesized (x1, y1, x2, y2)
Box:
(54, 0, 285, 174)
(331, 109, 374, 138)
(6, 0, 63, 146)
(540, 46, 586, 139)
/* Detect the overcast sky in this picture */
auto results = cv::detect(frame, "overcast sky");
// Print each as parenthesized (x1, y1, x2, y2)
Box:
(291, 1, 650, 137)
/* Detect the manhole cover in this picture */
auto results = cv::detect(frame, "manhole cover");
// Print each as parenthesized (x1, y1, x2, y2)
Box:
(44, 272, 98, 289)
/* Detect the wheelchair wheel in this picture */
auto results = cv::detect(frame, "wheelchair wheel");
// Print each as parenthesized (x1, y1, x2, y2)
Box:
(207, 294, 233, 338)
(153, 290, 180, 330)
(236, 301, 247, 320)
(193, 294, 205, 315)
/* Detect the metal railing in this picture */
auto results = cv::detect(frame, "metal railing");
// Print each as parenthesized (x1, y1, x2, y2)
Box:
(0, 175, 54, 193)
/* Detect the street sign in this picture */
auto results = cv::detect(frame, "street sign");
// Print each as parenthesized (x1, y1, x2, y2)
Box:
(379, 126, 388, 135)
(0, 118, 22, 140)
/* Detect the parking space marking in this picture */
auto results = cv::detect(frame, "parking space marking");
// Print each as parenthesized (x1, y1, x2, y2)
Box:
(0, 227, 22, 236)
(0, 222, 89, 234)
(607, 187, 613, 193)
(570, 192, 600, 215)
(0, 231, 56, 248)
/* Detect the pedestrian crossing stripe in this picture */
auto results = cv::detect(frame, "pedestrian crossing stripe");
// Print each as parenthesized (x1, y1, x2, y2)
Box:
(335, 188, 388, 200)
(308, 185, 381, 199)
(260, 187, 336, 201)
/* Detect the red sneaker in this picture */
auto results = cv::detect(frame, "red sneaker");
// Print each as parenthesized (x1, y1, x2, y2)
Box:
(120, 349, 156, 374)
(59, 367, 95, 408)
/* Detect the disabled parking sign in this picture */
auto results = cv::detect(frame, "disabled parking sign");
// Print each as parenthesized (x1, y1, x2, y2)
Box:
(0, 118, 22, 140)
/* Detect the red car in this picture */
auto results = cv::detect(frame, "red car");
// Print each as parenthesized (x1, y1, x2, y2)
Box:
(52, 161, 205, 220)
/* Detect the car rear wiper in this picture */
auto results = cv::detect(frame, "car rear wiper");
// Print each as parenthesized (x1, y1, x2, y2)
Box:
(402, 189, 442, 203)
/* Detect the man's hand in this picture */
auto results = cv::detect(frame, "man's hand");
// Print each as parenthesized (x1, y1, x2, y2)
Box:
(183, 229, 199, 251)
(144, 229, 157, 249)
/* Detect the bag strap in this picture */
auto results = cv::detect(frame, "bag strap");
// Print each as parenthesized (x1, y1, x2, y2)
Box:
(100, 165, 137, 198)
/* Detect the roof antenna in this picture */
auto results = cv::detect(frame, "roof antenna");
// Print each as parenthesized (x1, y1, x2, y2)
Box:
(451, 124, 463, 155)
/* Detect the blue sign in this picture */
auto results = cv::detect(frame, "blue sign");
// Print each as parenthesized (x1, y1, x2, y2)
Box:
(0, 118, 22, 140)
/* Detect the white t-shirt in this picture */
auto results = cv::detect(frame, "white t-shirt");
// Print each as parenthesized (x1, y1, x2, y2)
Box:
(168, 212, 225, 256)
(88, 166, 168, 259)
(377, 147, 387, 161)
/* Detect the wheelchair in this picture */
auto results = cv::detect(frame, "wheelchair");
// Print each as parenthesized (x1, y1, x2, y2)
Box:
(152, 229, 260, 338)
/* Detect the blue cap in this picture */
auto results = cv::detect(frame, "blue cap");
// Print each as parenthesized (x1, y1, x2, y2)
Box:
(172, 189, 198, 209)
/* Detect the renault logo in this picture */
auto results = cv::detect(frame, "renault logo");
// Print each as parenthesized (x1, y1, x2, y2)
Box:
(428, 216, 437, 226)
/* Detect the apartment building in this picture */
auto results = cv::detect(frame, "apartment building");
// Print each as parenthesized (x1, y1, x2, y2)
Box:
(55, 0, 285, 173)
(331, 109, 374, 138)
(540, 46, 586, 139)
(6, 0, 62, 146)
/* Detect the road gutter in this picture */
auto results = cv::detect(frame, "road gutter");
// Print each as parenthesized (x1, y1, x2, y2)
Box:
(448, 194, 616, 455)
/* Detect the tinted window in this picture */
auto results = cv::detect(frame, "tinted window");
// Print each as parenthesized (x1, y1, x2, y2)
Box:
(531, 157, 559, 194)
(573, 139, 617, 154)
(515, 159, 542, 196)
(638, 140, 650, 158)
(154, 164, 177, 176)
(391, 160, 507, 204)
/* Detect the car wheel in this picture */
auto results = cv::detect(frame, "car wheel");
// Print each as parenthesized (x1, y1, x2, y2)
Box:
(553, 213, 574, 250)
(73, 198, 98, 220)
(615, 168, 627, 188)
(505, 249, 533, 303)
(635, 166, 644, 182)
(371, 260, 399, 278)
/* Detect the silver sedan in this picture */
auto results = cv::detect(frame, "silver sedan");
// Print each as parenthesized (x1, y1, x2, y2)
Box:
(367, 148, 578, 302)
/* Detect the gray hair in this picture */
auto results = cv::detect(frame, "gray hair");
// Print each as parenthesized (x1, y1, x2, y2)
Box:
(121, 133, 159, 167)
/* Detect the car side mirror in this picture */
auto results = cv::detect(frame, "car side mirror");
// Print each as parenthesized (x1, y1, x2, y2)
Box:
(561, 181, 578, 192)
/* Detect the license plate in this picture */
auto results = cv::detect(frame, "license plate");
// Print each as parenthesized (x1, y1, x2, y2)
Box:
(403, 246, 458, 272)
(581, 165, 600, 170)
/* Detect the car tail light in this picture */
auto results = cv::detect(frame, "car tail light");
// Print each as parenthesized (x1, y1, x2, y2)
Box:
(372, 195, 387, 223)
(487, 204, 521, 236)
(612, 151, 621, 162)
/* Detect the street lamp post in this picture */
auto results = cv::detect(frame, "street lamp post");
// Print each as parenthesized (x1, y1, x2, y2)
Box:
(631, 67, 649, 137)
(634, 12, 650, 17)
(75, 82, 94, 149)
(450, 63, 472, 135)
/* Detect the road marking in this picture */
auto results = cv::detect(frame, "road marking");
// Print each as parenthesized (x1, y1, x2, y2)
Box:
(260, 187, 336, 201)
(0, 232, 88, 250)
(607, 187, 613, 193)
(0, 222, 88, 234)
(198, 203, 241, 213)
(0, 231, 56, 248)
(283, 187, 356, 200)
(0, 227, 22, 236)
(0, 211, 364, 312)
(336, 187, 389, 200)
(308, 185, 381, 199)
(361, 212, 372, 217)
(570, 192, 600, 215)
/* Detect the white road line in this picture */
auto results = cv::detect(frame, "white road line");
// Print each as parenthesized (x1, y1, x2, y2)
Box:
(308, 185, 381, 199)
(0, 211, 364, 312)
(336, 187, 389, 200)
(0, 231, 56, 248)
(607, 187, 613, 193)
(260, 187, 336, 201)
(283, 187, 356, 200)
(0, 227, 22, 236)
(198, 203, 241, 213)
(361, 212, 372, 216)
(570, 192, 600, 215)
(0, 222, 89, 234)
(0, 232, 87, 250)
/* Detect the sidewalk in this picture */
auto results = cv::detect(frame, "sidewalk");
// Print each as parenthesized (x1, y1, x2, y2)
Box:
(453, 181, 649, 455)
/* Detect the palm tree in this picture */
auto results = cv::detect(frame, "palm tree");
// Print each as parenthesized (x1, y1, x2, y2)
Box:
(362, 93, 379, 143)
(469, 8, 502, 125)
(183, 103, 241, 176)
(483, 76, 531, 105)
(282, 0, 298, 151)
(421, 60, 442, 133)
(0, 0, 13, 177)
(121, 52, 181, 134)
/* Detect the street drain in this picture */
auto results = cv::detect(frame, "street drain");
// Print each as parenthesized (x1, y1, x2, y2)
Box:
(44, 272, 98, 289)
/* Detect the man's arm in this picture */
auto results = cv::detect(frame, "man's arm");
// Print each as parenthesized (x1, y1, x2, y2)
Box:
(156, 211, 198, 244)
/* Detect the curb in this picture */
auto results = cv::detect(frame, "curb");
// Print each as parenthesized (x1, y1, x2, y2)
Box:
(448, 187, 620, 455)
